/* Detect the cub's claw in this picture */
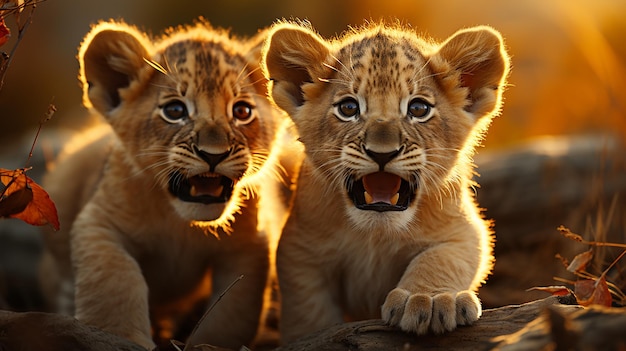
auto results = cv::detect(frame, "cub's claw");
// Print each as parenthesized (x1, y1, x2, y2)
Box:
(455, 290, 482, 326)
(381, 287, 410, 326)
(429, 292, 456, 333)
(381, 288, 481, 335)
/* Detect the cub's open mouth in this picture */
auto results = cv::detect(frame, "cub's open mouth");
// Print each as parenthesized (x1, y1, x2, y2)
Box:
(347, 172, 414, 212)
(168, 171, 234, 204)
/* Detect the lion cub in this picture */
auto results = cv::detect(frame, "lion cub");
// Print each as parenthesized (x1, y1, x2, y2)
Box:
(262, 22, 510, 343)
(39, 20, 284, 349)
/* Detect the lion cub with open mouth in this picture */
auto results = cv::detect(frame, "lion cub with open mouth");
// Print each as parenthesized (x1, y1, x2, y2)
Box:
(262, 22, 510, 343)
(39, 20, 284, 349)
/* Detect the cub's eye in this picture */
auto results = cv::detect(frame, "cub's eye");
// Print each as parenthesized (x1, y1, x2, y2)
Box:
(232, 101, 255, 125)
(160, 100, 188, 123)
(333, 97, 359, 122)
(407, 98, 434, 122)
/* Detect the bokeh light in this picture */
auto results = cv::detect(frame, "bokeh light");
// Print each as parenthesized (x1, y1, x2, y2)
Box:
(1, 0, 624, 149)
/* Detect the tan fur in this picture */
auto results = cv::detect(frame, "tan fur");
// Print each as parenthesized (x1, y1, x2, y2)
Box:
(262, 22, 510, 343)
(39, 19, 286, 350)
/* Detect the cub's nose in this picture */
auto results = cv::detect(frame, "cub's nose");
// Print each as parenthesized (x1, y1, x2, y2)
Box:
(365, 148, 400, 170)
(193, 144, 230, 172)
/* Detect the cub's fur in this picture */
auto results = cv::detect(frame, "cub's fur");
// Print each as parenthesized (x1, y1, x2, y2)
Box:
(263, 22, 510, 343)
(39, 20, 284, 349)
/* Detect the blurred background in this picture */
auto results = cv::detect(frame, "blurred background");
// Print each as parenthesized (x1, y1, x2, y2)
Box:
(0, 0, 625, 314)
(1, 0, 625, 148)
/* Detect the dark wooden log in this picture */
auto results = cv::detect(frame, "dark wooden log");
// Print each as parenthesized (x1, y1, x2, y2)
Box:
(274, 295, 580, 351)
(1, 294, 626, 351)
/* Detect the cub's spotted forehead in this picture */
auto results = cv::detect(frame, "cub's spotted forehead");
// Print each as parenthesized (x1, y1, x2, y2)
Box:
(162, 40, 244, 69)
(333, 29, 432, 94)
(158, 39, 248, 94)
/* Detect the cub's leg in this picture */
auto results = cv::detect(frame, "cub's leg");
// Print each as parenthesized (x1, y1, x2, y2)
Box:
(71, 206, 154, 349)
(276, 232, 343, 344)
(186, 240, 269, 349)
(38, 249, 74, 314)
(381, 241, 482, 335)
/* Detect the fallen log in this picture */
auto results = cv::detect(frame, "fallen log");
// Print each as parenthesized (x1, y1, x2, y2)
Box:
(273, 294, 580, 351)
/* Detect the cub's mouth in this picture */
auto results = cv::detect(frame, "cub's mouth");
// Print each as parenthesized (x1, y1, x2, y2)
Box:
(168, 171, 234, 204)
(347, 172, 414, 212)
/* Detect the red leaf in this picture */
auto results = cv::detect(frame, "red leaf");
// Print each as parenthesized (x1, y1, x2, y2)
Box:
(0, 168, 32, 215)
(574, 277, 612, 307)
(0, 168, 59, 230)
(567, 249, 594, 273)
(0, 18, 10, 47)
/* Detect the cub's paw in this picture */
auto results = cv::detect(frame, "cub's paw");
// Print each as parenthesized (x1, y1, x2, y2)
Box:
(381, 288, 481, 335)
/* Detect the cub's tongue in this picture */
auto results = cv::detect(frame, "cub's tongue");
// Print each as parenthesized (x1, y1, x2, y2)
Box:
(188, 175, 224, 197)
(362, 172, 401, 205)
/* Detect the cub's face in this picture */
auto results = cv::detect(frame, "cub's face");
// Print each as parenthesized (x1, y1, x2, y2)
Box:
(80, 22, 277, 222)
(264, 23, 509, 230)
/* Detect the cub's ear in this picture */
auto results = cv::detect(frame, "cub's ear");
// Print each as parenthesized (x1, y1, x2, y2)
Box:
(262, 22, 330, 116)
(433, 26, 510, 117)
(78, 22, 152, 116)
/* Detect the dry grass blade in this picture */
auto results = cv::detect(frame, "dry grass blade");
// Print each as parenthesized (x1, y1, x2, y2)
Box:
(558, 225, 584, 242)
(182, 275, 244, 351)
(24, 102, 55, 168)
(558, 225, 626, 249)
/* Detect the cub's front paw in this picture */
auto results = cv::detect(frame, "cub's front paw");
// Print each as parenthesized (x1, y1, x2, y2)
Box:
(381, 288, 481, 335)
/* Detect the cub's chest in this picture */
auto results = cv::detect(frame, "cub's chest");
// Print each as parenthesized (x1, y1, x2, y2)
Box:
(334, 238, 416, 317)
(136, 226, 220, 296)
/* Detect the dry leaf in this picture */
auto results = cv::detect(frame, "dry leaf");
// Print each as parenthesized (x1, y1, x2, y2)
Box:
(0, 167, 59, 230)
(566, 249, 594, 274)
(0, 17, 10, 47)
(527, 285, 573, 296)
(574, 277, 612, 307)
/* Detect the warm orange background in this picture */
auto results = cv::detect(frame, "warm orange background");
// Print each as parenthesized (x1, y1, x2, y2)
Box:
(1, 0, 624, 150)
